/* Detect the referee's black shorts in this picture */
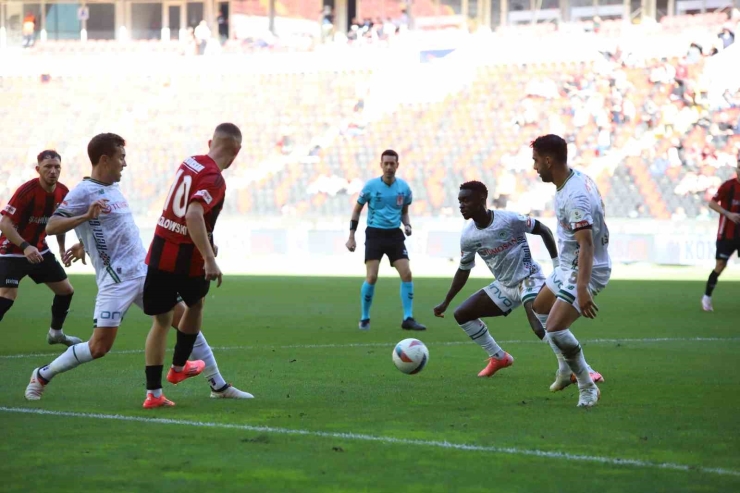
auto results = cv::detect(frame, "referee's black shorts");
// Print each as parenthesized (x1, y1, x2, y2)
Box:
(364, 227, 408, 266)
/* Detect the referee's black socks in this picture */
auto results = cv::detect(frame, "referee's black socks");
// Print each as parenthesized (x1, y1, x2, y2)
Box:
(0, 297, 14, 322)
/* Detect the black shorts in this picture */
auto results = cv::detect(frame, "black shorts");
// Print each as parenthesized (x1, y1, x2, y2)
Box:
(364, 227, 409, 266)
(142, 266, 210, 316)
(716, 239, 740, 260)
(0, 252, 67, 288)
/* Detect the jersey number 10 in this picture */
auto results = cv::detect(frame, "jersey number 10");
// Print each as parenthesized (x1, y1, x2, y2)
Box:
(163, 169, 192, 218)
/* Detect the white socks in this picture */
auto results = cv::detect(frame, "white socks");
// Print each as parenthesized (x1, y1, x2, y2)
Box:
(148, 388, 163, 398)
(190, 332, 227, 390)
(536, 312, 570, 374)
(39, 342, 94, 382)
(548, 329, 593, 387)
(459, 319, 505, 359)
(48, 328, 63, 338)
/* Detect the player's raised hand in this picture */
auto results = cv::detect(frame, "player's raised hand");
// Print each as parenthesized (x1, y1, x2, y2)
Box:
(86, 199, 108, 220)
(63, 243, 86, 266)
(578, 288, 599, 319)
(433, 301, 449, 318)
(404, 224, 412, 237)
(204, 257, 223, 287)
(23, 244, 43, 264)
(727, 212, 740, 224)
(346, 238, 356, 252)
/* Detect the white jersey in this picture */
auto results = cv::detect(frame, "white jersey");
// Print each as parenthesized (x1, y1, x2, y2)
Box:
(54, 178, 147, 288)
(459, 210, 543, 288)
(555, 170, 611, 271)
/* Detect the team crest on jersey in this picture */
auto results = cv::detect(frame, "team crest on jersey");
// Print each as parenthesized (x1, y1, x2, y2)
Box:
(396, 193, 404, 206)
(3, 204, 16, 215)
(498, 231, 507, 239)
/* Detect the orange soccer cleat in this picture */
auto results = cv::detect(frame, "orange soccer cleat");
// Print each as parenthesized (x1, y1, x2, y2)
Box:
(143, 393, 175, 409)
(477, 353, 514, 377)
(570, 370, 605, 384)
(166, 360, 206, 385)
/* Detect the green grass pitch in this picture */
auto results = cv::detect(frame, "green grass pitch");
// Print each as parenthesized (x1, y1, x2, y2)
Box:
(0, 275, 738, 492)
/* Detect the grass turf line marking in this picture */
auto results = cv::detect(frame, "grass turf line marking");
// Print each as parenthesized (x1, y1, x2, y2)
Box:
(1, 337, 738, 360)
(1, 406, 738, 478)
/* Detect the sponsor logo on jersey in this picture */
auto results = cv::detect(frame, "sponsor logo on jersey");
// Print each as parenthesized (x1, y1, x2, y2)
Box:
(194, 190, 213, 204)
(101, 200, 128, 214)
(479, 238, 518, 256)
(28, 216, 49, 224)
(184, 157, 205, 173)
(3, 204, 16, 215)
(157, 216, 188, 235)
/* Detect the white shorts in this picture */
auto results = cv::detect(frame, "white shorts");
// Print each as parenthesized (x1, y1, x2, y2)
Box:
(94, 277, 145, 328)
(545, 266, 611, 314)
(482, 272, 546, 315)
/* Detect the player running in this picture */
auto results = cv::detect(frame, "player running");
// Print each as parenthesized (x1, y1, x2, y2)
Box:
(345, 149, 426, 331)
(530, 134, 610, 408)
(702, 156, 740, 312)
(433, 180, 576, 377)
(141, 123, 249, 408)
(0, 150, 81, 347)
(24, 133, 250, 404)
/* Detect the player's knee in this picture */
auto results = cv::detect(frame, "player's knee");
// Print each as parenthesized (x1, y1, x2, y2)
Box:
(88, 340, 112, 359)
(400, 271, 412, 283)
(453, 306, 471, 324)
(715, 261, 727, 274)
(366, 273, 378, 285)
(532, 297, 548, 315)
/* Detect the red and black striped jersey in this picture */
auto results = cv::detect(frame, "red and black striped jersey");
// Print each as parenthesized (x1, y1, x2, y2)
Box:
(712, 176, 740, 241)
(146, 155, 226, 277)
(0, 178, 69, 256)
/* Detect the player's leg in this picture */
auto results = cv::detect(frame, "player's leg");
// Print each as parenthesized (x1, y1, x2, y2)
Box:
(27, 252, 81, 345)
(0, 257, 24, 322)
(545, 299, 599, 407)
(172, 303, 253, 399)
(359, 258, 380, 330)
(142, 270, 204, 407)
(703, 241, 730, 311)
(533, 271, 602, 392)
(454, 283, 514, 377)
(25, 281, 131, 400)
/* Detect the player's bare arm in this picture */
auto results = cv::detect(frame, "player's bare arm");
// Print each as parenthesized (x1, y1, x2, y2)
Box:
(0, 215, 43, 264)
(346, 201, 364, 252)
(433, 268, 472, 317)
(401, 204, 412, 236)
(56, 234, 66, 260)
(46, 200, 106, 236)
(574, 228, 598, 319)
(709, 199, 740, 224)
(185, 201, 222, 287)
(531, 220, 559, 266)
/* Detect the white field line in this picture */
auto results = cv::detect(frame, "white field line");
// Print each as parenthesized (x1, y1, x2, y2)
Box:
(1, 337, 738, 361)
(0, 406, 737, 477)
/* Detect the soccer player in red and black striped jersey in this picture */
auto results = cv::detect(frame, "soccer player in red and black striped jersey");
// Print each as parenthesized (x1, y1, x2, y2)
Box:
(141, 123, 242, 406)
(703, 158, 740, 311)
(0, 150, 81, 346)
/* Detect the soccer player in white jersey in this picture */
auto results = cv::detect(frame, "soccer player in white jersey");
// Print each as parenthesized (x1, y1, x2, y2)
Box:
(530, 134, 611, 408)
(24, 133, 252, 405)
(433, 181, 567, 377)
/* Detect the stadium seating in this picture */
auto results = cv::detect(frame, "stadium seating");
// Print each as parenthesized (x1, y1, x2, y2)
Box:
(1, 12, 738, 220)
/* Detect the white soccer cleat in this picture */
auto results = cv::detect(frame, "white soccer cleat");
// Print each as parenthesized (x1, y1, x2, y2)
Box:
(550, 370, 573, 392)
(702, 295, 713, 312)
(210, 384, 254, 399)
(25, 368, 47, 401)
(577, 383, 600, 408)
